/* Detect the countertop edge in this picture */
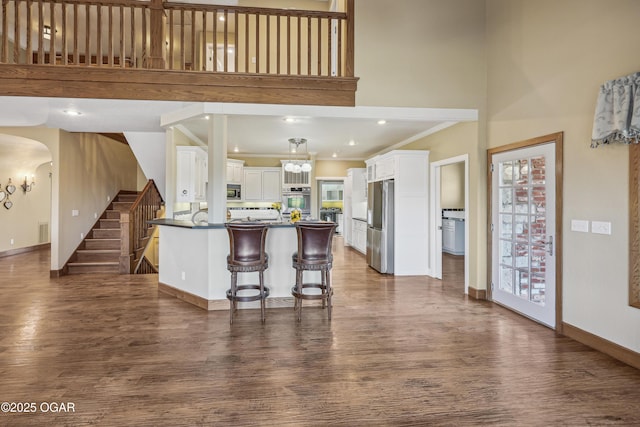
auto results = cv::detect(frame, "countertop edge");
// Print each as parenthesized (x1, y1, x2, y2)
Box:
(148, 219, 296, 229)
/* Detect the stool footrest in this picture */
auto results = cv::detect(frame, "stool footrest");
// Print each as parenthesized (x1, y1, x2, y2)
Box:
(291, 283, 332, 301)
(227, 284, 270, 303)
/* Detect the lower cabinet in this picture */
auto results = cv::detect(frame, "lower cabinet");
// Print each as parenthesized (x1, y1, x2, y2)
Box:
(352, 219, 367, 254)
(442, 219, 465, 255)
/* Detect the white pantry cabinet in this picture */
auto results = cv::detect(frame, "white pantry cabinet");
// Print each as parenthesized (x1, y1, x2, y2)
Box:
(176, 146, 207, 203)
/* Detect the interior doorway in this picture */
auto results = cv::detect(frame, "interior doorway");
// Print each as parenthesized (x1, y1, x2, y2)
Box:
(317, 179, 344, 234)
(429, 154, 469, 294)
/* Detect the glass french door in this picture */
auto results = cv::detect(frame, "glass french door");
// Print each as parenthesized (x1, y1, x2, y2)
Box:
(491, 143, 556, 328)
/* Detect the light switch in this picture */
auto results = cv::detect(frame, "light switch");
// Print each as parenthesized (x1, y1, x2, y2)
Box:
(72, 209, 79, 217)
(591, 221, 611, 235)
(571, 220, 589, 233)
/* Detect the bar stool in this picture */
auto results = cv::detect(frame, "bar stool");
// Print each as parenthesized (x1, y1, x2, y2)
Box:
(291, 221, 338, 321)
(225, 223, 270, 324)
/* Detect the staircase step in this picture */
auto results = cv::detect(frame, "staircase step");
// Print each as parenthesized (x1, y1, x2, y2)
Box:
(112, 201, 134, 211)
(117, 194, 139, 202)
(67, 261, 120, 274)
(105, 210, 121, 219)
(84, 239, 120, 250)
(99, 218, 119, 229)
(76, 249, 120, 263)
(92, 228, 120, 239)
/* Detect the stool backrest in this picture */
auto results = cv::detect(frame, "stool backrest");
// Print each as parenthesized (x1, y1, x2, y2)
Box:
(295, 221, 337, 261)
(225, 223, 269, 263)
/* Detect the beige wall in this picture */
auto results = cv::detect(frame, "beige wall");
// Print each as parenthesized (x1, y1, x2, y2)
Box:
(0, 157, 52, 253)
(486, 0, 640, 351)
(441, 162, 465, 209)
(315, 159, 365, 177)
(354, 0, 486, 110)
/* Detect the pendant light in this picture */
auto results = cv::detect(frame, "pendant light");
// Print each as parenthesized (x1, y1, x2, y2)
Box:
(285, 138, 312, 173)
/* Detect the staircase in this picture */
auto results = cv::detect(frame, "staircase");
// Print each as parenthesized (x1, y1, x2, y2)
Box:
(66, 191, 140, 274)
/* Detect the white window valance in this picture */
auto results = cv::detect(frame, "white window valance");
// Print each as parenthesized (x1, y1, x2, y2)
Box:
(591, 71, 640, 148)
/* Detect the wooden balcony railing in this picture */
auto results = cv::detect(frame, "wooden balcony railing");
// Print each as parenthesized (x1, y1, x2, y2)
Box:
(120, 179, 163, 274)
(0, 0, 354, 77)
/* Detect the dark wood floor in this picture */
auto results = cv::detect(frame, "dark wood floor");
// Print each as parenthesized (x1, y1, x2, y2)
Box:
(1, 242, 639, 426)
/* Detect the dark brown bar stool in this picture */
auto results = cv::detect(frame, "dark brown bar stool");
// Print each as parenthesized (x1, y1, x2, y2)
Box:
(225, 223, 270, 324)
(291, 221, 338, 321)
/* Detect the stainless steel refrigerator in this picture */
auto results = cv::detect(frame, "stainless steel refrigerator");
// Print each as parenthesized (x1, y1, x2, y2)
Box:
(366, 179, 394, 274)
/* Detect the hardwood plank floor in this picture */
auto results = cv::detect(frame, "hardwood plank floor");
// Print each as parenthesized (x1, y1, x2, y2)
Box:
(1, 240, 639, 426)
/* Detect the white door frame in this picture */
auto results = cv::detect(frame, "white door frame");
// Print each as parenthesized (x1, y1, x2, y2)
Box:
(429, 154, 469, 294)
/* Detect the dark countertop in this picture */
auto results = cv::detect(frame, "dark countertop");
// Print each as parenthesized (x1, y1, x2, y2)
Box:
(353, 217, 367, 222)
(148, 218, 296, 229)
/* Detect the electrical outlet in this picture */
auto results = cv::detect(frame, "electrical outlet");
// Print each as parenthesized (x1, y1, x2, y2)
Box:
(80, 232, 84, 239)
(72, 209, 79, 217)
(107, 196, 111, 202)
(181, 271, 186, 280)
(94, 212, 98, 219)
(10, 238, 14, 245)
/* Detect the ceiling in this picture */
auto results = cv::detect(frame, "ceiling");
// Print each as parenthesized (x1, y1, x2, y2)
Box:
(0, 96, 477, 161)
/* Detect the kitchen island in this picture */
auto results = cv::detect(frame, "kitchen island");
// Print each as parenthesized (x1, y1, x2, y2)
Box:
(150, 219, 321, 311)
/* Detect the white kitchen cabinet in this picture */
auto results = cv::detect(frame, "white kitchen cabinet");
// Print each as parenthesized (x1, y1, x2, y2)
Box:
(350, 168, 367, 203)
(243, 167, 281, 202)
(442, 218, 465, 255)
(226, 159, 244, 184)
(176, 146, 207, 203)
(352, 219, 367, 254)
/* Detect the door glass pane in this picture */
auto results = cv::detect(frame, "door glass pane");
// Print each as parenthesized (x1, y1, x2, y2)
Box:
(514, 159, 529, 184)
(531, 274, 546, 305)
(516, 269, 529, 299)
(501, 240, 513, 266)
(531, 216, 546, 245)
(532, 186, 546, 214)
(500, 188, 513, 213)
(531, 156, 546, 184)
(500, 161, 513, 185)
(500, 214, 513, 239)
(515, 187, 529, 213)
(515, 243, 529, 268)
(515, 215, 529, 242)
(500, 266, 514, 293)
(531, 245, 546, 272)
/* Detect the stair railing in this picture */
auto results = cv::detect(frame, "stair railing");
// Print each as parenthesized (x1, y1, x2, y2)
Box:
(119, 179, 163, 274)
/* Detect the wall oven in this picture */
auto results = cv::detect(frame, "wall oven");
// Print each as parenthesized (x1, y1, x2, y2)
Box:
(227, 184, 241, 200)
(282, 187, 311, 215)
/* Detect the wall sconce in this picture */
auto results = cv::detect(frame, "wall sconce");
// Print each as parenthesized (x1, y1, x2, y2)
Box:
(21, 175, 35, 193)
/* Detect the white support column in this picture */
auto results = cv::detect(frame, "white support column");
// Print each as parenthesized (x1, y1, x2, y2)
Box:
(164, 128, 177, 218)
(208, 115, 228, 224)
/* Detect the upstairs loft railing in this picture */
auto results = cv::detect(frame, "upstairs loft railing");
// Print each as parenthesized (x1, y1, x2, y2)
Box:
(120, 179, 163, 274)
(0, 0, 354, 78)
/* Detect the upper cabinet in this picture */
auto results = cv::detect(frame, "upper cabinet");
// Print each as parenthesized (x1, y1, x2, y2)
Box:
(281, 161, 311, 188)
(244, 167, 281, 202)
(226, 159, 244, 185)
(176, 146, 208, 203)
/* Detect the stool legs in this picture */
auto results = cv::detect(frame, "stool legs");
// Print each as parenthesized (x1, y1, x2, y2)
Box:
(229, 271, 237, 325)
(259, 270, 266, 323)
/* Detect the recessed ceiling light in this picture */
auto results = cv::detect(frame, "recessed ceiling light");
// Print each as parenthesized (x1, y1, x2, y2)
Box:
(348, 140, 356, 146)
(63, 110, 82, 116)
(203, 115, 210, 120)
(332, 152, 337, 158)
(377, 119, 387, 125)
(284, 117, 296, 123)
(233, 146, 239, 153)
(219, 15, 225, 22)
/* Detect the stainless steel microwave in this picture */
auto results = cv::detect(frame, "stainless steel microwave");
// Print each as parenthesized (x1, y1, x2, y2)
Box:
(227, 184, 241, 200)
